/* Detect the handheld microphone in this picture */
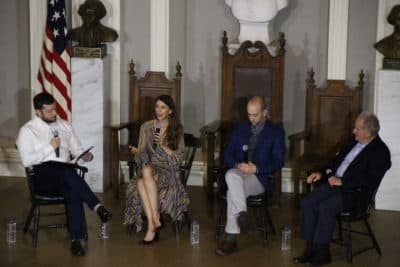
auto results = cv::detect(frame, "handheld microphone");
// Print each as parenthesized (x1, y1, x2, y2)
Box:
(53, 130, 60, 157)
(242, 144, 248, 163)
(153, 123, 161, 150)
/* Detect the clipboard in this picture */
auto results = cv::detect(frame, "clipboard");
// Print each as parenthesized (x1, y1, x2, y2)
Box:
(73, 146, 94, 163)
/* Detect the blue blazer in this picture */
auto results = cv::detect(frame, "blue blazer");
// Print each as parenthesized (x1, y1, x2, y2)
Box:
(223, 120, 285, 189)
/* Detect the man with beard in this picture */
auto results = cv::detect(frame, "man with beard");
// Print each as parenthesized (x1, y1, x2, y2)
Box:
(16, 92, 112, 256)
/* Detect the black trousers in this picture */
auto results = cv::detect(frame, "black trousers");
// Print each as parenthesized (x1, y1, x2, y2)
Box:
(300, 183, 344, 244)
(33, 161, 100, 240)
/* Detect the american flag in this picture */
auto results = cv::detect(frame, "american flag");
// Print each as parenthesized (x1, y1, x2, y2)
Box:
(37, 0, 71, 121)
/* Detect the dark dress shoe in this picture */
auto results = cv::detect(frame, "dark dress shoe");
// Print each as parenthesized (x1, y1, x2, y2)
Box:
(70, 240, 85, 256)
(97, 206, 112, 223)
(293, 242, 315, 263)
(215, 240, 238, 256)
(309, 246, 331, 266)
(293, 254, 311, 264)
(138, 232, 160, 245)
(237, 211, 255, 232)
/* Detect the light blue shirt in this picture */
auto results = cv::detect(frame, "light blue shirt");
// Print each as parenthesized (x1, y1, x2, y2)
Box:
(335, 142, 366, 178)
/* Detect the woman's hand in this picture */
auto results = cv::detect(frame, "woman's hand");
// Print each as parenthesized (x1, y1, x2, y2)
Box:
(128, 145, 139, 155)
(153, 130, 166, 145)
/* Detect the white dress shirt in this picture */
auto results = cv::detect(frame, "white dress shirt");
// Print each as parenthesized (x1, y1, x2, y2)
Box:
(16, 116, 84, 167)
(335, 142, 366, 178)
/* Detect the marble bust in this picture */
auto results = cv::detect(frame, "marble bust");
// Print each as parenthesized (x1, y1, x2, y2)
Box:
(225, 0, 288, 45)
(69, 0, 118, 48)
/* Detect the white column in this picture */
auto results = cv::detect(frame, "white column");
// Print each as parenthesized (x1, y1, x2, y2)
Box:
(71, 0, 120, 125)
(29, 0, 47, 118)
(327, 0, 349, 80)
(151, 0, 170, 73)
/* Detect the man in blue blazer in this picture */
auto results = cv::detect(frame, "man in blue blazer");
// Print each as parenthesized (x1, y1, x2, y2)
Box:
(294, 112, 391, 266)
(216, 96, 285, 256)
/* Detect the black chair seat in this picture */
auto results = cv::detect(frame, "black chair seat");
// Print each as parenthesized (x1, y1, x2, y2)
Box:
(338, 210, 368, 221)
(33, 194, 65, 202)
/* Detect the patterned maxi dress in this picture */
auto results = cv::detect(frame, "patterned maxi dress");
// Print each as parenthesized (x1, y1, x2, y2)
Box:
(123, 120, 190, 231)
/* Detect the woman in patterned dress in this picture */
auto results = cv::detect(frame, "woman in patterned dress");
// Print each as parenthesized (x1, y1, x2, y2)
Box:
(123, 95, 189, 244)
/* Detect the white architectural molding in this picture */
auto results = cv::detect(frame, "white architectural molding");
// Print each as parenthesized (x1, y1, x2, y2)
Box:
(71, 0, 120, 125)
(151, 0, 170, 74)
(29, 0, 47, 118)
(327, 0, 349, 80)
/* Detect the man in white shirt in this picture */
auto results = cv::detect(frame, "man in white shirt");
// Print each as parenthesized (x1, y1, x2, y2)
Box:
(16, 92, 112, 256)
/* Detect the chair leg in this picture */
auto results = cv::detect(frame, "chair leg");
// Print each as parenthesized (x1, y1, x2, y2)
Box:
(83, 211, 88, 241)
(24, 205, 35, 234)
(261, 207, 269, 247)
(337, 218, 343, 245)
(175, 220, 181, 236)
(364, 218, 381, 255)
(264, 207, 276, 235)
(32, 206, 40, 247)
(184, 211, 191, 230)
(215, 204, 224, 242)
(345, 221, 352, 264)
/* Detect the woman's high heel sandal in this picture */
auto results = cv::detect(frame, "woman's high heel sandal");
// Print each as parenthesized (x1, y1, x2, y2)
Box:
(138, 232, 160, 245)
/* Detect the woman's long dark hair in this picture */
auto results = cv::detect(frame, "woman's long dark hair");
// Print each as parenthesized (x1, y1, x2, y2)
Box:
(154, 95, 183, 150)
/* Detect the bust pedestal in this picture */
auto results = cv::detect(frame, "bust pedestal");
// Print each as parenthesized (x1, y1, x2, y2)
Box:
(375, 69, 400, 211)
(71, 56, 111, 192)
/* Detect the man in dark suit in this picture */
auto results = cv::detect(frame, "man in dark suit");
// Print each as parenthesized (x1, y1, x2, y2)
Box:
(294, 112, 391, 266)
(216, 96, 285, 256)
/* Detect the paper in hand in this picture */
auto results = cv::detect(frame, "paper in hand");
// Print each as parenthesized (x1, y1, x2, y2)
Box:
(74, 146, 94, 163)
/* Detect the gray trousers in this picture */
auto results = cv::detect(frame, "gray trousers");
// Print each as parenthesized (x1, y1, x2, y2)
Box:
(225, 168, 264, 234)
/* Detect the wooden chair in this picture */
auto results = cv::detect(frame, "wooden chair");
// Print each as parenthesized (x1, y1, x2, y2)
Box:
(110, 60, 182, 198)
(288, 69, 364, 195)
(201, 31, 286, 205)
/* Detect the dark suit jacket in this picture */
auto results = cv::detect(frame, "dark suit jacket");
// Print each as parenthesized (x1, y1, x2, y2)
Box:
(223, 120, 285, 189)
(319, 135, 391, 209)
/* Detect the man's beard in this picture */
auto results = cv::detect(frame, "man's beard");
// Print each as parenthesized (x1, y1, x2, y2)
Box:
(42, 117, 56, 123)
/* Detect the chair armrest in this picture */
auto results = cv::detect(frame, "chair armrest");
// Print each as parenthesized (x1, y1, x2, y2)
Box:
(110, 122, 137, 131)
(200, 120, 223, 135)
(288, 130, 311, 161)
(288, 130, 310, 142)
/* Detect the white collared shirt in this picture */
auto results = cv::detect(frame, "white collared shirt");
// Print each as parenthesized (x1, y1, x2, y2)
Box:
(16, 116, 84, 167)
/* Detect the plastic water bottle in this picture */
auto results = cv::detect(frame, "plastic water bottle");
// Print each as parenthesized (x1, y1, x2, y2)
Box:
(281, 225, 291, 251)
(190, 220, 200, 245)
(99, 222, 109, 239)
(6, 217, 17, 244)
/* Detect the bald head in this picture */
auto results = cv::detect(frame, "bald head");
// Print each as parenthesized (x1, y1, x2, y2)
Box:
(247, 96, 268, 125)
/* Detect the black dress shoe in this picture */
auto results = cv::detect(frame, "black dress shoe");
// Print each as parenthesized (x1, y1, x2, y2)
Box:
(138, 232, 160, 245)
(309, 245, 331, 266)
(293, 242, 315, 263)
(97, 206, 112, 223)
(293, 254, 311, 264)
(237, 211, 255, 232)
(70, 240, 85, 256)
(215, 240, 238, 256)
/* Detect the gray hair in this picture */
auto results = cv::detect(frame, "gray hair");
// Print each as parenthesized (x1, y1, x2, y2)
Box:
(358, 111, 380, 137)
